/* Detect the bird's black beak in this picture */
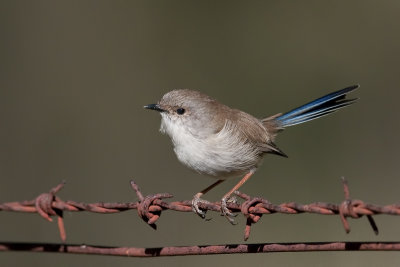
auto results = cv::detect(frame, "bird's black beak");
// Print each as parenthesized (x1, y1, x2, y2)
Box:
(144, 104, 165, 112)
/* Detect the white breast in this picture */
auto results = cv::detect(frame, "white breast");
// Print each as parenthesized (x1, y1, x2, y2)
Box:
(160, 115, 261, 178)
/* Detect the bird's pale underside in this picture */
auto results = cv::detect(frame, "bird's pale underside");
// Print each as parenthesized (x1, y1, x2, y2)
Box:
(145, 85, 359, 223)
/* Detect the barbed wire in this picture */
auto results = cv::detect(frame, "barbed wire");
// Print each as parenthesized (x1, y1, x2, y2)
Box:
(1, 177, 399, 243)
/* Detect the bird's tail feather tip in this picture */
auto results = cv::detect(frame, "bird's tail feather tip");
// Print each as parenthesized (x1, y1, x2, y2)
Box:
(274, 85, 359, 128)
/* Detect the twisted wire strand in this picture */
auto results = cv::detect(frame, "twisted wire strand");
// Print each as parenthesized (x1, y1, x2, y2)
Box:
(0, 178, 399, 241)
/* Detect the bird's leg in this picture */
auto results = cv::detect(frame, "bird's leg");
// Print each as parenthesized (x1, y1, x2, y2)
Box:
(192, 179, 225, 218)
(221, 170, 255, 224)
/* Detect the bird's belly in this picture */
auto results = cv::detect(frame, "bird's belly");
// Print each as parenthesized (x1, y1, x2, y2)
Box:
(173, 134, 261, 178)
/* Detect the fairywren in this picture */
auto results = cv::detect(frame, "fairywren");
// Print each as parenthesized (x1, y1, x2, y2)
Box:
(145, 85, 358, 223)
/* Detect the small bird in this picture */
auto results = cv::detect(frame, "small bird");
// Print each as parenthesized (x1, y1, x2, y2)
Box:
(145, 85, 359, 223)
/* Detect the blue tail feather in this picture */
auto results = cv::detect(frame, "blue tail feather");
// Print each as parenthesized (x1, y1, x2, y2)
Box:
(275, 85, 359, 127)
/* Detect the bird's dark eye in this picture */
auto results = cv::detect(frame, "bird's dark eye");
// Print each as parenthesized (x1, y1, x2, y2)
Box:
(176, 108, 185, 115)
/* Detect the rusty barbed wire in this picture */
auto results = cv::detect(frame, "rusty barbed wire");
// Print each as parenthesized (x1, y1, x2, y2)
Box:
(1, 177, 400, 242)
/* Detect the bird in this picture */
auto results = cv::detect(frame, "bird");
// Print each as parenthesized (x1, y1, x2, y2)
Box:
(144, 84, 359, 223)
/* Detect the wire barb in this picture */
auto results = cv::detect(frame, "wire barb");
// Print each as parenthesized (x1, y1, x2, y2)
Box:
(130, 180, 173, 229)
(339, 177, 378, 235)
(236, 192, 265, 241)
(33, 181, 66, 241)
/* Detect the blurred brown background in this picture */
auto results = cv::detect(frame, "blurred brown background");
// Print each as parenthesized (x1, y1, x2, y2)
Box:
(1, 1, 400, 266)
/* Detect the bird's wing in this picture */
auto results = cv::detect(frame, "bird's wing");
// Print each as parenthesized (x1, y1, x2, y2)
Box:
(232, 110, 288, 158)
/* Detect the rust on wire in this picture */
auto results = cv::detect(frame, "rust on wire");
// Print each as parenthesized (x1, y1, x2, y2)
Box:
(1, 241, 400, 257)
(130, 181, 173, 229)
(0, 178, 399, 241)
(339, 177, 379, 235)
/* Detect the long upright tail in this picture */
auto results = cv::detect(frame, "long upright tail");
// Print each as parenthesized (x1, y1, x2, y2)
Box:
(274, 85, 359, 128)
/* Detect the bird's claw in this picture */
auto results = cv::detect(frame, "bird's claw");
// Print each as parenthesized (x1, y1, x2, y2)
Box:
(221, 197, 237, 225)
(191, 195, 210, 219)
(192, 194, 238, 224)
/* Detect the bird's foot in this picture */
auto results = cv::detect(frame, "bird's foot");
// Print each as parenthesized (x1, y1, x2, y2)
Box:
(191, 194, 212, 219)
(221, 197, 238, 225)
